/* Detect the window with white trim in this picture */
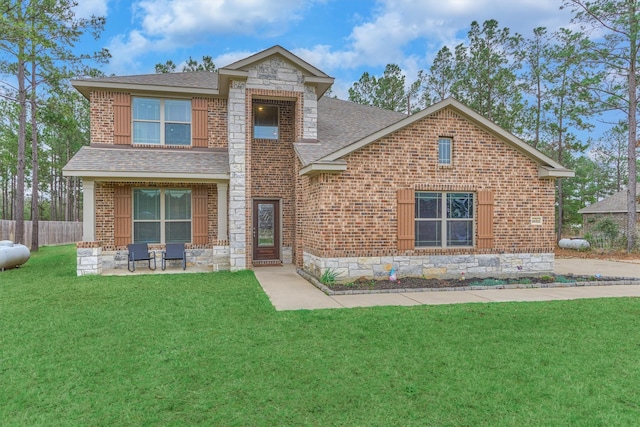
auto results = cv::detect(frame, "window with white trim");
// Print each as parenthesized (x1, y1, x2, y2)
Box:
(133, 188, 192, 243)
(438, 137, 452, 165)
(253, 104, 279, 139)
(415, 192, 473, 247)
(133, 98, 191, 145)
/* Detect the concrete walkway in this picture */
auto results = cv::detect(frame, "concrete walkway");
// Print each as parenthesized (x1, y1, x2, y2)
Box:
(253, 259, 640, 311)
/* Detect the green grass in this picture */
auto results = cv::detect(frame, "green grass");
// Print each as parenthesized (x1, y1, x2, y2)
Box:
(2, 245, 640, 425)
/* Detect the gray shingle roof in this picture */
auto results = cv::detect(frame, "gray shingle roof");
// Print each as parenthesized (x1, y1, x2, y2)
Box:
(74, 71, 219, 90)
(578, 187, 640, 214)
(295, 97, 407, 165)
(63, 146, 229, 178)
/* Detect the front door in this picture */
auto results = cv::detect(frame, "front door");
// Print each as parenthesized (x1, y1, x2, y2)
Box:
(252, 200, 280, 263)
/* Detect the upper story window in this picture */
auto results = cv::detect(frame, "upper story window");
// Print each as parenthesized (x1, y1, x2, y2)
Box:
(254, 104, 279, 140)
(438, 137, 452, 165)
(133, 98, 191, 145)
(415, 192, 474, 247)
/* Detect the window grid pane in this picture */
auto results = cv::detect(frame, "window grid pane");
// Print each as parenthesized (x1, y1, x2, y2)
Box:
(415, 192, 474, 248)
(134, 188, 192, 244)
(438, 138, 451, 164)
(133, 98, 191, 146)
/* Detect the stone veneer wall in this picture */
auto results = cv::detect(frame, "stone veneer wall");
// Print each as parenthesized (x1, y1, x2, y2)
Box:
(303, 252, 554, 282)
(75, 243, 231, 276)
(227, 56, 317, 269)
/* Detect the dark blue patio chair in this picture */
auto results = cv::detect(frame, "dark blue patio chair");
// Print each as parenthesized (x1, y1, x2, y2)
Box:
(162, 243, 186, 271)
(127, 243, 156, 272)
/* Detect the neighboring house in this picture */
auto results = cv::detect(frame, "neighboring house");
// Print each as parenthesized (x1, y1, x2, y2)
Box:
(63, 45, 573, 279)
(579, 188, 640, 236)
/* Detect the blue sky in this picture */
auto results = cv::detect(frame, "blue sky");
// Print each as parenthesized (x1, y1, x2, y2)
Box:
(74, 0, 578, 99)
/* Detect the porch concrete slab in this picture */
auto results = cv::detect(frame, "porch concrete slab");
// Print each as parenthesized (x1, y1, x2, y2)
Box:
(253, 265, 342, 310)
(330, 293, 421, 309)
(555, 258, 640, 278)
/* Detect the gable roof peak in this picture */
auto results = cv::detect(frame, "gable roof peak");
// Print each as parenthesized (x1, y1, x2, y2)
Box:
(220, 45, 330, 78)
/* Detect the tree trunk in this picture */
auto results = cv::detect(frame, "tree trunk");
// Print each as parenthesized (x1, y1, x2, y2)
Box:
(15, 48, 26, 244)
(627, 0, 638, 252)
(30, 59, 39, 251)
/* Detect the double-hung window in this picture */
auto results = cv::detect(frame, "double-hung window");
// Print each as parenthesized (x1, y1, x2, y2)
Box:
(438, 137, 452, 165)
(133, 188, 192, 243)
(253, 104, 279, 139)
(415, 192, 474, 247)
(133, 98, 191, 145)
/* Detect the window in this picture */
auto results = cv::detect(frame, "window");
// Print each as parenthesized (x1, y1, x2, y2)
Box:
(415, 192, 473, 247)
(133, 98, 191, 145)
(438, 137, 452, 165)
(254, 104, 279, 139)
(133, 188, 192, 243)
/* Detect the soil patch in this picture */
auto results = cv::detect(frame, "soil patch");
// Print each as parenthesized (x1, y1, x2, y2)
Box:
(326, 274, 624, 292)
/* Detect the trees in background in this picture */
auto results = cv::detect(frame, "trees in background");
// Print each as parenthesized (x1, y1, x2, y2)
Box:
(562, 0, 640, 251)
(348, 13, 640, 249)
(0, 0, 108, 248)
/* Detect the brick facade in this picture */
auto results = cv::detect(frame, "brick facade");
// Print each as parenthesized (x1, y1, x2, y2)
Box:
(89, 91, 227, 147)
(94, 181, 219, 250)
(296, 108, 555, 268)
(72, 48, 562, 278)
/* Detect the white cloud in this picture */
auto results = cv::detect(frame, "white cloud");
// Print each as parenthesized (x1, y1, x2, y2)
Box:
(135, 0, 309, 41)
(73, 0, 109, 19)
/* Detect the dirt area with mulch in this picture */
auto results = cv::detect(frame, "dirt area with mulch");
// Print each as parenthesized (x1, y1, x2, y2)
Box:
(323, 247, 640, 292)
(326, 274, 616, 292)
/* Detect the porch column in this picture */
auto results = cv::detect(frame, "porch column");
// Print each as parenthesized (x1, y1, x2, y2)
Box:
(216, 182, 228, 241)
(228, 80, 247, 270)
(82, 179, 95, 241)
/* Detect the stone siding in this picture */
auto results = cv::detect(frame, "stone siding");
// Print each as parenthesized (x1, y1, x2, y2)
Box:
(304, 251, 554, 282)
(80, 244, 231, 273)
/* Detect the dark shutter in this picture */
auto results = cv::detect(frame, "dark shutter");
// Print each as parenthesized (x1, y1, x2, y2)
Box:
(113, 93, 131, 145)
(477, 190, 494, 249)
(397, 188, 415, 251)
(192, 187, 208, 245)
(114, 186, 132, 247)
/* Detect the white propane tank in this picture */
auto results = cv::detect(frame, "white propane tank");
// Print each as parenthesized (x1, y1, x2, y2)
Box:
(0, 241, 31, 270)
(558, 238, 590, 250)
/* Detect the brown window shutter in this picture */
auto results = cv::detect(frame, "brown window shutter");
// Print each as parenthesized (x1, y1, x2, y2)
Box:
(113, 93, 131, 145)
(397, 188, 415, 251)
(192, 98, 208, 148)
(192, 187, 208, 245)
(114, 186, 132, 247)
(477, 190, 494, 249)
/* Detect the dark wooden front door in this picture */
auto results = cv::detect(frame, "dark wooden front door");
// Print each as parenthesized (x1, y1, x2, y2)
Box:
(252, 200, 280, 262)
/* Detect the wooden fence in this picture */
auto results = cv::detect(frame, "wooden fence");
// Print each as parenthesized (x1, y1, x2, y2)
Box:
(0, 220, 83, 248)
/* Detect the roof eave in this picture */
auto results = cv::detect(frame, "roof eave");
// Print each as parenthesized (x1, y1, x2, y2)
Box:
(538, 166, 575, 179)
(62, 170, 229, 182)
(299, 160, 347, 176)
(71, 80, 219, 100)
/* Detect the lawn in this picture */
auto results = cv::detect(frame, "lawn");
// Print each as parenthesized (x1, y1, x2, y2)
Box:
(2, 245, 640, 426)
